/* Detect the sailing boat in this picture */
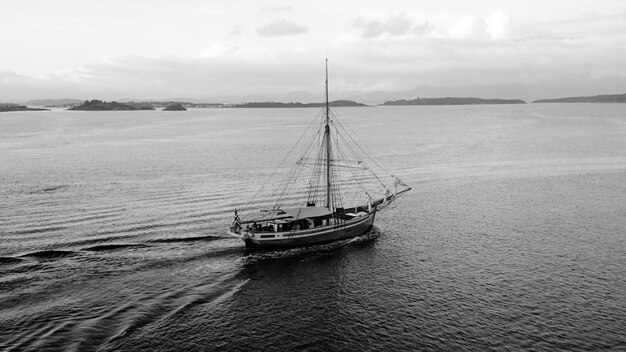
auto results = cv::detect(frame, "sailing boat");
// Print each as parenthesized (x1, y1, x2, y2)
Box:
(229, 60, 411, 249)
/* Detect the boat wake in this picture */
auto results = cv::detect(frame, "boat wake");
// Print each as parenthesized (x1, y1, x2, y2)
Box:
(20, 249, 77, 259)
(148, 235, 225, 243)
(83, 243, 146, 251)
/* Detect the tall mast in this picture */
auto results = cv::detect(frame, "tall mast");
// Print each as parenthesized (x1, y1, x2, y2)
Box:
(325, 59, 331, 209)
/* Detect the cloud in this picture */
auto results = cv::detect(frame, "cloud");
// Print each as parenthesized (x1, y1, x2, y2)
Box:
(485, 12, 512, 39)
(3, 9, 626, 103)
(0, 69, 24, 83)
(353, 13, 415, 38)
(257, 19, 308, 37)
(201, 44, 241, 57)
(260, 6, 293, 12)
(448, 16, 485, 39)
(351, 11, 513, 41)
(229, 25, 243, 36)
(448, 12, 512, 39)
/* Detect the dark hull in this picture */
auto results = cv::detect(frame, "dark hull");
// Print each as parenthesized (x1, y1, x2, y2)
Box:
(244, 212, 375, 249)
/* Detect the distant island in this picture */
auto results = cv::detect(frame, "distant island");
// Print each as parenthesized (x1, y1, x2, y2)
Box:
(69, 100, 155, 111)
(382, 97, 526, 105)
(0, 103, 49, 112)
(232, 100, 367, 108)
(533, 93, 626, 103)
(131, 101, 224, 108)
(163, 103, 187, 111)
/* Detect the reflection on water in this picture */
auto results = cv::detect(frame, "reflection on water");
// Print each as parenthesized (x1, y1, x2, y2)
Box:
(1, 105, 625, 351)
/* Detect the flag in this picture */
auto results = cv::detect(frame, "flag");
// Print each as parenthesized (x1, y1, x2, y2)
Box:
(232, 209, 241, 231)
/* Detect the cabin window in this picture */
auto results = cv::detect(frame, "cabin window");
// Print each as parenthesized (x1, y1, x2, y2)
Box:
(276, 223, 293, 232)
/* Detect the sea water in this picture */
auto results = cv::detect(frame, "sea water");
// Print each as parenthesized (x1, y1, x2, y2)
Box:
(1, 104, 625, 351)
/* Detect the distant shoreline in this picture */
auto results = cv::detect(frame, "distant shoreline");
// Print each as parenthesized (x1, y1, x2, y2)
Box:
(5, 93, 626, 111)
(532, 93, 626, 103)
(0, 104, 49, 112)
(382, 97, 525, 106)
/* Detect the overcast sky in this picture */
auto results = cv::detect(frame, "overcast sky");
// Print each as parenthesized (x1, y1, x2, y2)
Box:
(2, 0, 626, 103)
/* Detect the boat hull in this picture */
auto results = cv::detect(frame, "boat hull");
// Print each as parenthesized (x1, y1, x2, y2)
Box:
(243, 212, 376, 249)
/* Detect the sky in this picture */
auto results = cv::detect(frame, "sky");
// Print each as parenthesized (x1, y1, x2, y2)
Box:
(2, 0, 626, 103)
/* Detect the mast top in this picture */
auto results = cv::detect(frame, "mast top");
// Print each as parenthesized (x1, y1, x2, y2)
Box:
(325, 59, 329, 127)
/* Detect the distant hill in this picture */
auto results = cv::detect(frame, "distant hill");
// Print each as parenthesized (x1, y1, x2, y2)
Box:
(69, 100, 155, 111)
(26, 99, 83, 107)
(163, 103, 187, 111)
(232, 100, 367, 108)
(0, 103, 49, 112)
(533, 93, 626, 103)
(382, 97, 526, 106)
(145, 101, 223, 108)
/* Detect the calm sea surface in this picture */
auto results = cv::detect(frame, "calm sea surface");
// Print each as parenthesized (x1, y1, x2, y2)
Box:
(0, 104, 625, 351)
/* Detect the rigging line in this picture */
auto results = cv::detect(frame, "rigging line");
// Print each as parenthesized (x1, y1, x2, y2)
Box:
(334, 136, 375, 208)
(243, 109, 324, 212)
(330, 108, 387, 169)
(332, 164, 345, 209)
(334, 129, 369, 194)
(331, 109, 397, 180)
(284, 119, 323, 201)
(329, 137, 343, 210)
(332, 116, 390, 189)
(275, 164, 306, 208)
(295, 126, 325, 205)
(306, 134, 326, 204)
(306, 162, 318, 203)
(271, 152, 307, 208)
(313, 132, 325, 203)
(331, 128, 344, 209)
(378, 191, 406, 215)
(270, 111, 325, 202)
(333, 121, 347, 209)
(328, 108, 390, 187)
(332, 113, 373, 163)
(299, 126, 325, 200)
(337, 158, 371, 209)
(273, 127, 322, 209)
(330, 113, 366, 162)
(333, 125, 388, 191)
(295, 111, 326, 162)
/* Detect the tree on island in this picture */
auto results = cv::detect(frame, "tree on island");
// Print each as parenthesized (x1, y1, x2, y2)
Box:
(163, 103, 187, 111)
(69, 100, 155, 111)
(232, 100, 367, 108)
